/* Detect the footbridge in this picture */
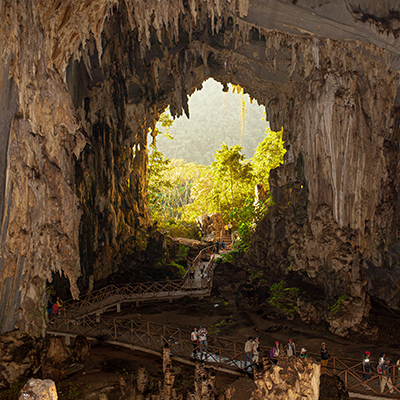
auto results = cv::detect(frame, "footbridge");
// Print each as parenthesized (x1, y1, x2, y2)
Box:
(62, 245, 217, 318)
(47, 313, 400, 397)
(47, 243, 400, 397)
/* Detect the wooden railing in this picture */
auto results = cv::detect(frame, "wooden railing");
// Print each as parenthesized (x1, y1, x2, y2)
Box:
(306, 354, 400, 397)
(48, 315, 245, 372)
(48, 312, 400, 395)
(62, 248, 217, 318)
(188, 245, 215, 274)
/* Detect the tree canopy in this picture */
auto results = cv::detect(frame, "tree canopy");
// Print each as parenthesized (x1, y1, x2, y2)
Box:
(147, 124, 286, 245)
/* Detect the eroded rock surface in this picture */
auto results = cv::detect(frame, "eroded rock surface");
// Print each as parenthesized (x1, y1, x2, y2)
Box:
(18, 378, 58, 400)
(251, 355, 320, 400)
(1, 0, 400, 335)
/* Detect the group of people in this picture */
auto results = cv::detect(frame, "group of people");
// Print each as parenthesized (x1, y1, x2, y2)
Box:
(224, 222, 233, 235)
(191, 326, 209, 358)
(243, 338, 318, 370)
(47, 296, 63, 321)
(244, 336, 261, 367)
(214, 239, 226, 254)
(362, 351, 400, 393)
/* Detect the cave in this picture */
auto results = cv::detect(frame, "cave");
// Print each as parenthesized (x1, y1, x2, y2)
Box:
(1, 0, 400, 338)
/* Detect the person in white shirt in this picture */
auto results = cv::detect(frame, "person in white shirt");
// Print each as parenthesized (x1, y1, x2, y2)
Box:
(191, 327, 198, 357)
(244, 337, 253, 367)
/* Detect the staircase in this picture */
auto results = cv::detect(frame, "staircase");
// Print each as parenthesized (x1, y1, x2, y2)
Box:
(219, 232, 233, 250)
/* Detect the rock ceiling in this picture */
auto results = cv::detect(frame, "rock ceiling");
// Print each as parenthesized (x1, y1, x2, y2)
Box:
(1, 0, 400, 336)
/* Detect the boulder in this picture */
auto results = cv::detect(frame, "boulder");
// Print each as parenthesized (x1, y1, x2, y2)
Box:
(72, 335, 91, 363)
(251, 355, 320, 400)
(319, 375, 350, 400)
(196, 213, 224, 240)
(18, 378, 58, 400)
(0, 330, 42, 389)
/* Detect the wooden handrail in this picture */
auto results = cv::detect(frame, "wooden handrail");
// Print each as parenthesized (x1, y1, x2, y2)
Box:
(60, 245, 218, 318)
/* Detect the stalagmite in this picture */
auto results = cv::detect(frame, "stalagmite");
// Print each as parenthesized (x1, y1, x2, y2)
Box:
(137, 366, 149, 394)
(163, 363, 175, 400)
(18, 379, 58, 400)
(251, 355, 320, 400)
(163, 343, 171, 374)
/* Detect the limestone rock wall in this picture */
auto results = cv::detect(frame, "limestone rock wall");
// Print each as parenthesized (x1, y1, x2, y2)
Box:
(248, 34, 400, 336)
(0, 0, 250, 334)
(2, 0, 400, 337)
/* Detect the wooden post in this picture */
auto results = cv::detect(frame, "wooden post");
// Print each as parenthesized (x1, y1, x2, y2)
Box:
(130, 320, 133, 344)
(116, 303, 121, 313)
(163, 342, 171, 374)
(345, 370, 348, 389)
(96, 312, 100, 323)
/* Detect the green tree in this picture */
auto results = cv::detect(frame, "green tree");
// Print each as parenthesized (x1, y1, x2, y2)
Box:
(210, 143, 254, 218)
(253, 127, 286, 190)
(183, 143, 254, 223)
(147, 144, 172, 215)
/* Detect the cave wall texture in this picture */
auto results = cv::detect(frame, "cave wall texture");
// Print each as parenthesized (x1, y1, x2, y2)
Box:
(1, 0, 400, 336)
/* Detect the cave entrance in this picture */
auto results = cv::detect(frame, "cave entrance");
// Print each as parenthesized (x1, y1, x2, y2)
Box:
(71, 6, 291, 290)
(147, 78, 285, 245)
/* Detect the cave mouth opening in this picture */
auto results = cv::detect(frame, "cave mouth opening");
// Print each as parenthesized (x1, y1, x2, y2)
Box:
(147, 77, 285, 244)
(71, 5, 292, 294)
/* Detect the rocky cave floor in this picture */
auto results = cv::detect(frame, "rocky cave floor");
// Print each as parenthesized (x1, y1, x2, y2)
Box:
(51, 294, 400, 400)
(3, 263, 400, 400)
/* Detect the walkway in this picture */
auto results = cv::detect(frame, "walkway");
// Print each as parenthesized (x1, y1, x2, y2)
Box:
(48, 314, 245, 375)
(62, 245, 217, 319)
(47, 243, 400, 396)
(48, 313, 400, 396)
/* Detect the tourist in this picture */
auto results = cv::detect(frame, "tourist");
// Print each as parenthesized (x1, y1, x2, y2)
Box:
(299, 348, 308, 359)
(198, 326, 208, 358)
(381, 359, 394, 394)
(51, 297, 58, 317)
(377, 352, 385, 387)
(215, 239, 220, 254)
(244, 336, 253, 368)
(56, 297, 63, 316)
(320, 342, 329, 374)
(362, 351, 372, 389)
(47, 298, 54, 322)
(285, 339, 296, 357)
(396, 358, 400, 386)
(252, 336, 260, 364)
(224, 224, 229, 235)
(189, 265, 195, 280)
(228, 222, 232, 235)
(269, 341, 280, 365)
(191, 327, 198, 357)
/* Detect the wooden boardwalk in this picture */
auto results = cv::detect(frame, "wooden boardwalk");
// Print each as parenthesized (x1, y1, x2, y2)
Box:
(62, 245, 217, 318)
(47, 244, 400, 396)
(48, 312, 400, 396)
(48, 315, 245, 375)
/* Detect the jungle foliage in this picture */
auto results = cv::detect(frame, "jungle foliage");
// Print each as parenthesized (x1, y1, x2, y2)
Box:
(147, 80, 286, 245)
(148, 127, 286, 244)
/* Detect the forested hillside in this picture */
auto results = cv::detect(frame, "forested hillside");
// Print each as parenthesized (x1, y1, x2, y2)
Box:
(156, 79, 267, 165)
